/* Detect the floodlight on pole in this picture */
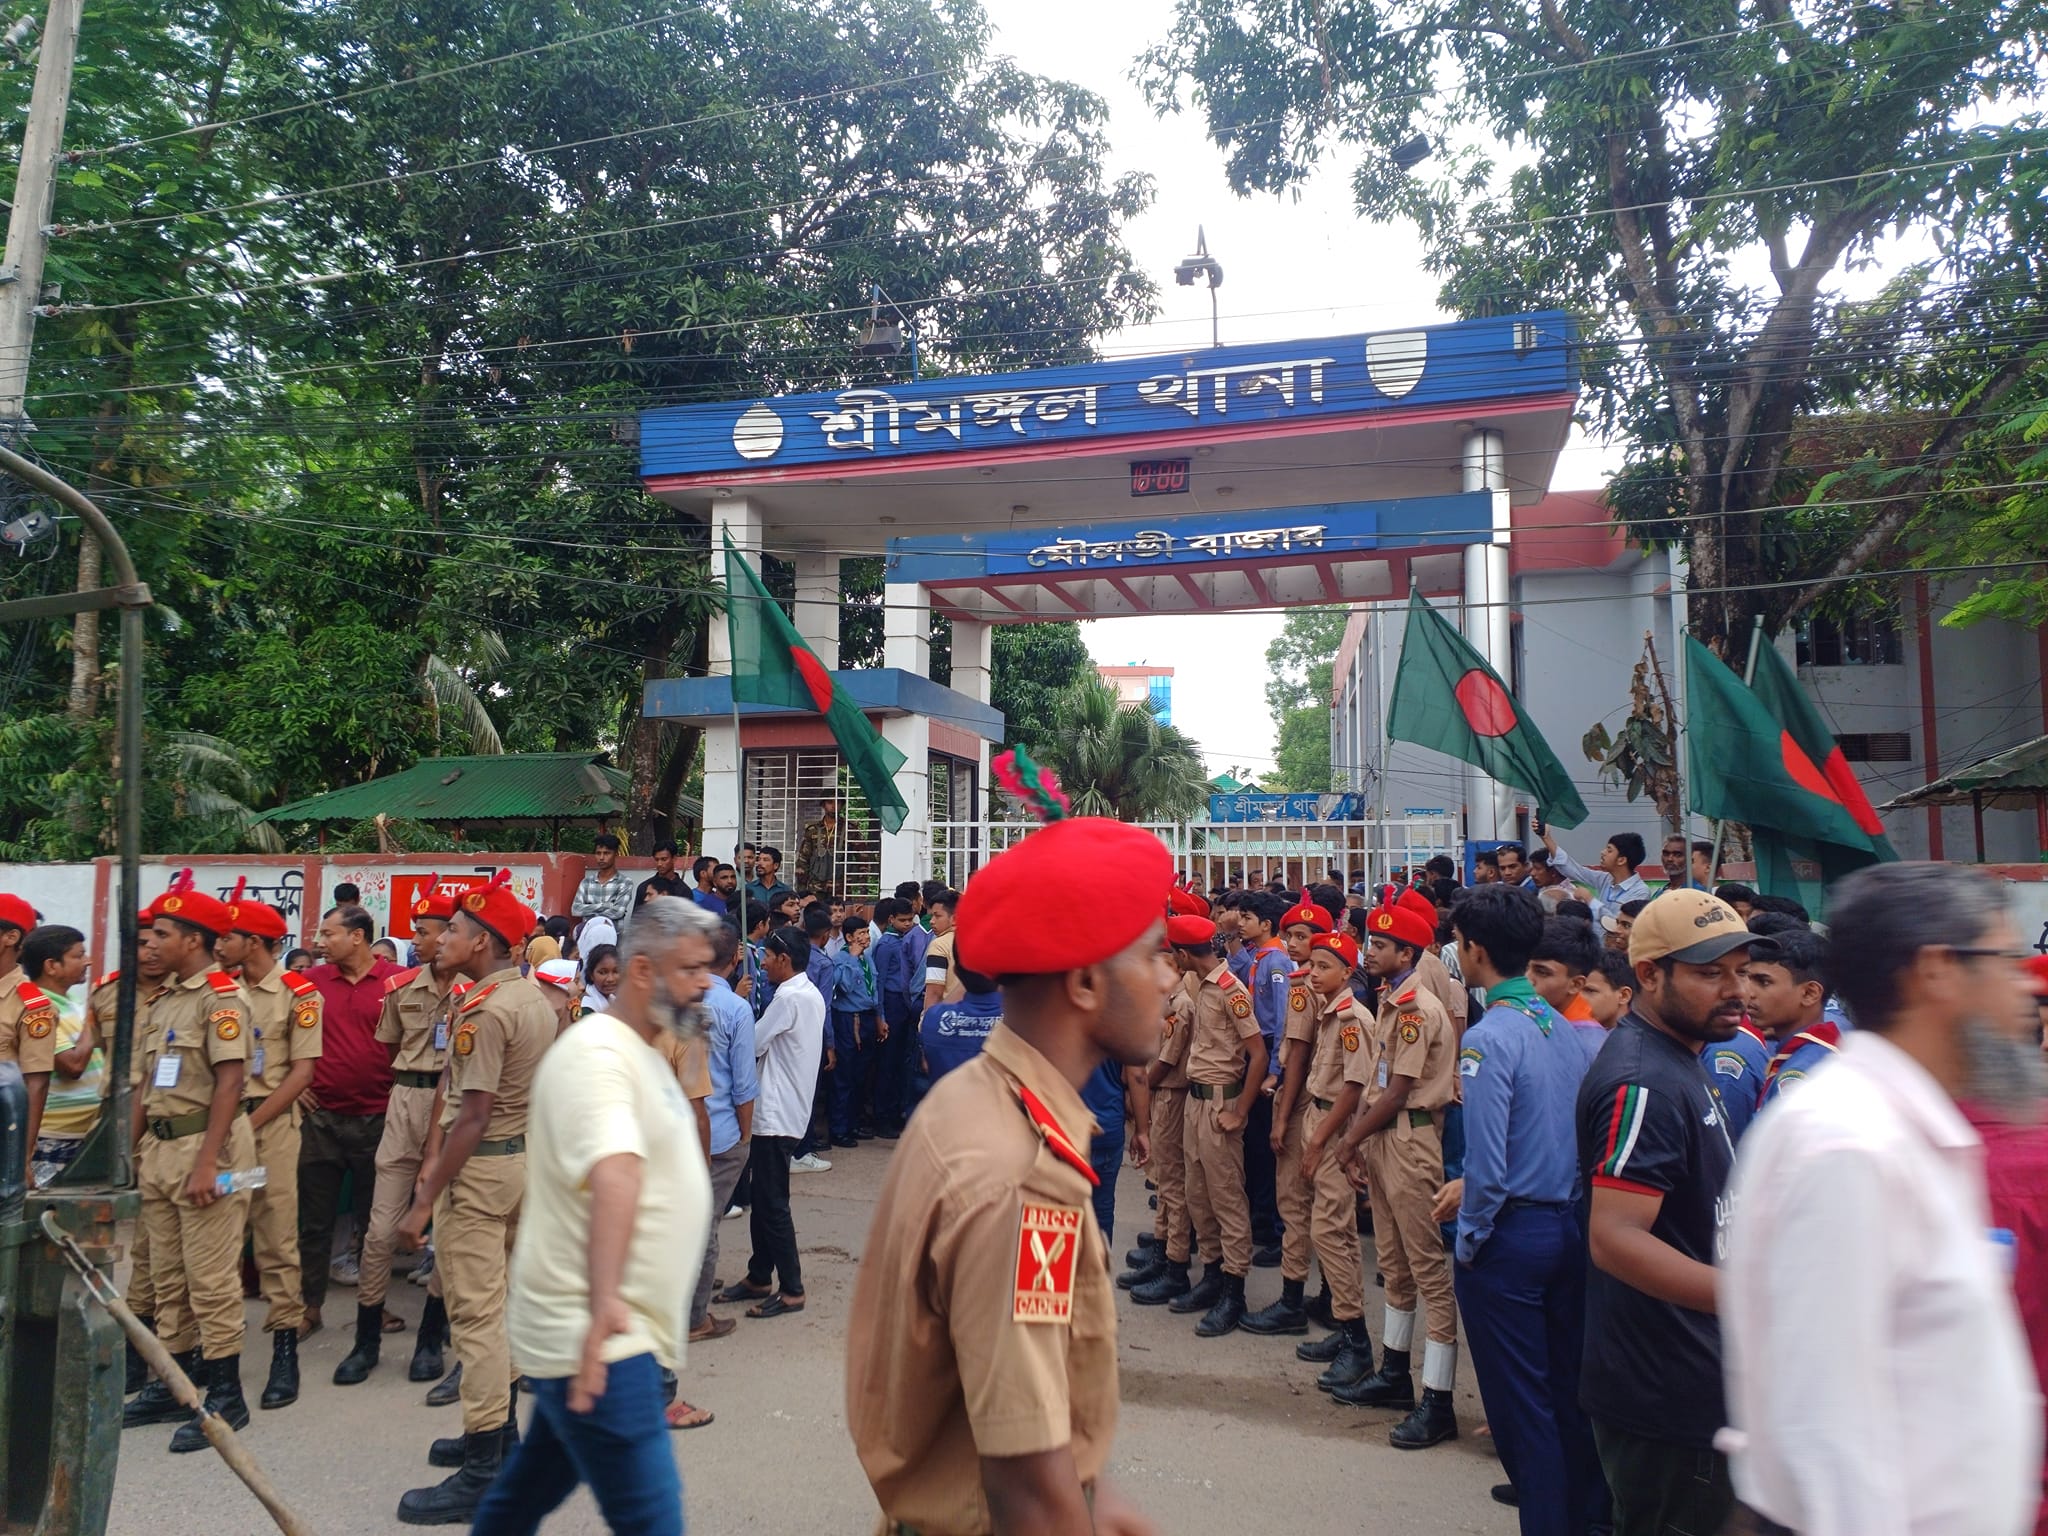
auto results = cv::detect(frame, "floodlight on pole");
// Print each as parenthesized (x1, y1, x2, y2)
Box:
(856, 285, 919, 379)
(1173, 226, 1224, 348)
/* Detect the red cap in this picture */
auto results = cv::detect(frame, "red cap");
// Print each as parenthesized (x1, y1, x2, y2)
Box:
(0, 893, 37, 933)
(154, 887, 235, 938)
(226, 879, 290, 942)
(1309, 931, 1359, 967)
(412, 873, 458, 923)
(956, 818, 1173, 977)
(2025, 954, 2048, 997)
(1166, 914, 1217, 947)
(1363, 902, 1434, 952)
(1167, 886, 1211, 918)
(458, 868, 534, 948)
(1387, 884, 1438, 927)
(1280, 892, 1333, 934)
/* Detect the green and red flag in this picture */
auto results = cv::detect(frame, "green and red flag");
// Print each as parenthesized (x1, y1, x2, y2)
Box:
(1385, 587, 1588, 829)
(1744, 632, 1897, 861)
(722, 531, 908, 834)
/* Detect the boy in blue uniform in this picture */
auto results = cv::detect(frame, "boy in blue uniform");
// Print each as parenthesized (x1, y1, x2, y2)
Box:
(1441, 884, 1603, 1536)
(869, 899, 919, 1134)
(829, 918, 880, 1146)
(1747, 926, 1839, 1107)
(1240, 891, 1294, 1266)
(917, 964, 1003, 1082)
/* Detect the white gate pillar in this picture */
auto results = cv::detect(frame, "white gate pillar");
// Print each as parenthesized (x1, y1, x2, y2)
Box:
(706, 497, 764, 862)
(880, 581, 933, 889)
(790, 549, 840, 669)
(1461, 430, 1517, 842)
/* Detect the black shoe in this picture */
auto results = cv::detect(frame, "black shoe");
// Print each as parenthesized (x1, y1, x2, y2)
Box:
(1195, 1272, 1248, 1337)
(402, 1421, 511, 1525)
(260, 1329, 300, 1409)
(1251, 1242, 1283, 1269)
(123, 1349, 201, 1427)
(1491, 1483, 1520, 1507)
(1333, 1345, 1412, 1407)
(872, 1123, 904, 1140)
(1116, 1254, 1166, 1290)
(333, 1302, 383, 1385)
(1240, 1278, 1309, 1336)
(428, 1410, 516, 1468)
(1305, 1287, 1336, 1331)
(424, 1362, 463, 1407)
(1317, 1323, 1379, 1393)
(1167, 1263, 1225, 1315)
(169, 1355, 249, 1452)
(1390, 1387, 1459, 1448)
(125, 1317, 155, 1394)
(831, 1136, 859, 1148)
(1129, 1260, 1191, 1306)
(410, 1295, 449, 1382)
(1296, 1327, 1348, 1363)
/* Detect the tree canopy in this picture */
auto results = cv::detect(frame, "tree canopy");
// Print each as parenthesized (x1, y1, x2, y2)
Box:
(1262, 606, 1348, 790)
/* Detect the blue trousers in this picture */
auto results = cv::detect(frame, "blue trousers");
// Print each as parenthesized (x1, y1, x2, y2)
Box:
(1454, 1204, 1604, 1536)
(1088, 1130, 1124, 1245)
(829, 1009, 878, 1138)
(877, 992, 914, 1127)
(471, 1351, 683, 1536)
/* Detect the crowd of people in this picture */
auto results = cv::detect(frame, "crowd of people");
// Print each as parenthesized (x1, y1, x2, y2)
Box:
(0, 817, 2043, 1536)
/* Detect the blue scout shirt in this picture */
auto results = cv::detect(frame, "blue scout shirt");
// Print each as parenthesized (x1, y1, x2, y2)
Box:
(1455, 976, 1591, 1265)
(919, 990, 1004, 1081)
(1249, 941, 1292, 1081)
(1225, 943, 1254, 988)
(871, 927, 904, 1000)
(1758, 1019, 1845, 1107)
(831, 948, 878, 1014)
(1705, 1020, 1772, 1140)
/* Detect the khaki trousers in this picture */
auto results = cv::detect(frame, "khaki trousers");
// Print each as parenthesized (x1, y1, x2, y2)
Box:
(140, 1116, 255, 1360)
(1301, 1101, 1366, 1321)
(1149, 1086, 1190, 1263)
(1275, 1099, 1313, 1281)
(1182, 1091, 1251, 1275)
(248, 1111, 303, 1332)
(360, 1083, 440, 1308)
(124, 1215, 154, 1318)
(437, 1153, 523, 1434)
(1363, 1120, 1457, 1344)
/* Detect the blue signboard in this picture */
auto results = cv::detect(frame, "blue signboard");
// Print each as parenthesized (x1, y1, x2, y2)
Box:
(640, 311, 1576, 480)
(1209, 793, 1368, 823)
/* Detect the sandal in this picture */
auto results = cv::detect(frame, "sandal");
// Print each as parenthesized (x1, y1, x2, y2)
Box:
(746, 1294, 806, 1319)
(713, 1280, 772, 1305)
(664, 1399, 714, 1431)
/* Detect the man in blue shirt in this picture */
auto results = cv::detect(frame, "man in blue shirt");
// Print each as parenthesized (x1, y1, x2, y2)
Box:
(917, 965, 1002, 1082)
(1541, 827, 1653, 923)
(1443, 884, 1603, 1536)
(688, 920, 759, 1343)
(829, 918, 880, 1145)
(1240, 891, 1295, 1265)
(869, 898, 919, 1135)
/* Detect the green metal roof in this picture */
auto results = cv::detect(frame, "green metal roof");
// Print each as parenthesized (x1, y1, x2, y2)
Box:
(262, 753, 700, 825)
(1879, 733, 2048, 813)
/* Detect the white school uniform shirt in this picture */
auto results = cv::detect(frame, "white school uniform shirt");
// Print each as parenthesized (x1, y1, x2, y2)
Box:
(750, 970, 825, 1139)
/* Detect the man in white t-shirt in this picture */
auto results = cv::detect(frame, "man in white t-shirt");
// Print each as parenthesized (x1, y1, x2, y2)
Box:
(472, 897, 717, 1536)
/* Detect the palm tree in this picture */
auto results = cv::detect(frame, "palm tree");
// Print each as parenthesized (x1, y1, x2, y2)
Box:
(1033, 677, 1211, 822)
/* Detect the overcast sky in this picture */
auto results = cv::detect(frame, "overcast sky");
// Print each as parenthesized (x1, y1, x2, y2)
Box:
(988, 1, 1618, 777)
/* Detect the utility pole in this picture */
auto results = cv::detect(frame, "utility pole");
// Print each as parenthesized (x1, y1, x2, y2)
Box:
(0, 0, 82, 426)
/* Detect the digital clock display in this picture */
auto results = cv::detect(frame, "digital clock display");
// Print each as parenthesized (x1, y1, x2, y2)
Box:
(1129, 458, 1191, 496)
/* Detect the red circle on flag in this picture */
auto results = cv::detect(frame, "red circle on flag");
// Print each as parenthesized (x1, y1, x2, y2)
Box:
(1455, 670, 1517, 738)
(791, 647, 835, 713)
(1778, 731, 1842, 805)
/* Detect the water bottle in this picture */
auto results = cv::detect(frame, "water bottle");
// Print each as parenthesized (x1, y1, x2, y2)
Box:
(214, 1166, 268, 1196)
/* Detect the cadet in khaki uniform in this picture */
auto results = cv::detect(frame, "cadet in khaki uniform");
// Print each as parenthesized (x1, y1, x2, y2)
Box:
(846, 812, 1171, 1536)
(94, 910, 171, 1393)
(1294, 931, 1377, 1391)
(1121, 915, 1211, 1305)
(1244, 895, 1334, 1337)
(1334, 898, 1462, 1448)
(342, 878, 458, 1390)
(395, 870, 556, 1526)
(120, 888, 258, 1454)
(1173, 941, 1267, 1338)
(217, 891, 322, 1410)
(0, 892, 55, 1180)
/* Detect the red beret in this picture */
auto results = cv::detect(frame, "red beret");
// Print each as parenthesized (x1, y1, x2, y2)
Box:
(1167, 887, 1211, 918)
(2026, 954, 2048, 997)
(1390, 884, 1439, 926)
(1309, 931, 1359, 967)
(459, 869, 535, 949)
(1364, 902, 1434, 952)
(154, 888, 234, 938)
(0, 893, 37, 932)
(1280, 894, 1332, 934)
(956, 818, 1173, 977)
(229, 900, 290, 941)
(412, 873, 459, 923)
(1166, 914, 1217, 947)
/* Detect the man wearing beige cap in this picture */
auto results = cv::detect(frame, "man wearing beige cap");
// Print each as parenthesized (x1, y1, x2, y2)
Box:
(1574, 887, 1752, 1536)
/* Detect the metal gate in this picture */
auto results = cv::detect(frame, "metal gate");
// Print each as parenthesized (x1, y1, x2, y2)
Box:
(743, 749, 882, 897)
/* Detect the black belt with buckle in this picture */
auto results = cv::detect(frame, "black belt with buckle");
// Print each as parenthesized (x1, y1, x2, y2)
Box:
(241, 1094, 271, 1118)
(1187, 1080, 1245, 1101)
(146, 1104, 246, 1141)
(472, 1135, 526, 1157)
(393, 1070, 440, 1090)
(1311, 1094, 1335, 1112)
(1406, 1108, 1435, 1129)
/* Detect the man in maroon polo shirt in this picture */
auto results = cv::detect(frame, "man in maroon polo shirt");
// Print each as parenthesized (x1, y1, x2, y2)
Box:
(298, 906, 401, 1334)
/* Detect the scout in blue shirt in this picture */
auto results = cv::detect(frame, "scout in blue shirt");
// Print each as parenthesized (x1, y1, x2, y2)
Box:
(1240, 891, 1295, 1260)
(828, 919, 882, 1143)
(917, 967, 1003, 1082)
(1742, 926, 1840, 1109)
(1441, 884, 1603, 1536)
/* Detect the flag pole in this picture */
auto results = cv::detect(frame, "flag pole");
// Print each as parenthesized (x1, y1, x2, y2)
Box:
(1706, 614, 1767, 887)
(725, 534, 748, 964)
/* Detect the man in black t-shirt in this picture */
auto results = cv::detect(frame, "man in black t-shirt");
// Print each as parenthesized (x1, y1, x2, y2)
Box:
(1576, 888, 1752, 1536)
(633, 840, 691, 908)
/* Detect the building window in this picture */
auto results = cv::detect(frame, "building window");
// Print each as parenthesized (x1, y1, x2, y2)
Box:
(1836, 732, 1912, 763)
(1147, 675, 1172, 725)
(1797, 607, 1902, 667)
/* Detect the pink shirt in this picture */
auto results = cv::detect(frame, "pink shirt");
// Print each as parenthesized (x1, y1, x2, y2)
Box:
(1965, 1104, 2048, 1536)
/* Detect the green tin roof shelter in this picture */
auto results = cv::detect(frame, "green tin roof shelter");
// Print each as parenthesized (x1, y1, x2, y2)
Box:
(263, 753, 700, 840)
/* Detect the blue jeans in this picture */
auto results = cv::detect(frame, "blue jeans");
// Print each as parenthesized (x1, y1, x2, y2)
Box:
(471, 1351, 682, 1536)
(830, 1009, 877, 1139)
(1089, 1130, 1124, 1245)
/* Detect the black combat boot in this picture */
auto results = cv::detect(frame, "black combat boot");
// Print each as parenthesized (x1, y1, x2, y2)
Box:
(333, 1302, 383, 1385)
(1194, 1271, 1248, 1338)
(401, 1420, 511, 1525)
(1389, 1387, 1459, 1449)
(123, 1347, 202, 1427)
(1316, 1318, 1378, 1393)
(1240, 1276, 1309, 1335)
(1296, 1326, 1347, 1363)
(1129, 1259, 1191, 1307)
(425, 1362, 464, 1406)
(169, 1354, 250, 1452)
(1122, 1233, 1161, 1269)
(1116, 1249, 1167, 1290)
(430, 1414, 517, 1469)
(260, 1328, 300, 1409)
(410, 1294, 450, 1382)
(1333, 1343, 1413, 1407)
(1304, 1284, 1335, 1331)
(125, 1317, 155, 1394)
(1167, 1261, 1225, 1315)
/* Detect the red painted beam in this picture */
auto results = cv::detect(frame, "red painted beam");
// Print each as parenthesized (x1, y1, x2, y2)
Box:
(1244, 568, 1276, 607)
(1173, 571, 1213, 610)
(1316, 557, 1344, 604)
(1106, 575, 1147, 612)
(1046, 581, 1092, 613)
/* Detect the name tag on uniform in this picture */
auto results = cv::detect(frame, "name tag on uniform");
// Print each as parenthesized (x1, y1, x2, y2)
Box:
(252, 1046, 266, 1078)
(1377, 1059, 1390, 1089)
(153, 1052, 181, 1089)
(433, 1021, 449, 1052)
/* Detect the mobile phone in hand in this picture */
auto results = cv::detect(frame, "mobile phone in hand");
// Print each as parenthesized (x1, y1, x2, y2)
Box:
(1532, 809, 1547, 837)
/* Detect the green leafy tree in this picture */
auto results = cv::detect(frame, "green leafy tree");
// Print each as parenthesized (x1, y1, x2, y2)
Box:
(1261, 606, 1347, 790)
(988, 622, 1096, 750)
(1034, 675, 1211, 821)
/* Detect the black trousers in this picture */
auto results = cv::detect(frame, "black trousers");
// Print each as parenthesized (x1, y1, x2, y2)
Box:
(744, 1135, 803, 1296)
(297, 1107, 384, 1309)
(1242, 1089, 1281, 1246)
(1592, 1417, 1734, 1536)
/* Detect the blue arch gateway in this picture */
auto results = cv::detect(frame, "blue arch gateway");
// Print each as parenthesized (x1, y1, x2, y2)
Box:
(638, 312, 1579, 889)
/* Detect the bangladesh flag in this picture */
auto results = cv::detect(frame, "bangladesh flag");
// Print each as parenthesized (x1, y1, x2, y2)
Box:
(723, 531, 909, 834)
(1386, 588, 1589, 829)
(1745, 632, 1897, 860)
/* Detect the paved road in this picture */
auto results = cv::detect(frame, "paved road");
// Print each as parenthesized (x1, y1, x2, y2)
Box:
(109, 1141, 1517, 1534)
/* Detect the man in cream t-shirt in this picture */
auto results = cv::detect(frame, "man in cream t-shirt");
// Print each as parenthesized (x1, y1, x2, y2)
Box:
(474, 898, 718, 1536)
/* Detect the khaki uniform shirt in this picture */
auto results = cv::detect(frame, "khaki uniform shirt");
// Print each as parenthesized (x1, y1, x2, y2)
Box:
(242, 966, 324, 1097)
(1416, 947, 1469, 1030)
(376, 965, 451, 1074)
(141, 968, 251, 1118)
(1156, 974, 1195, 1090)
(0, 964, 57, 1076)
(1367, 973, 1459, 1114)
(1185, 960, 1259, 1086)
(654, 1028, 714, 1100)
(442, 967, 556, 1140)
(845, 1023, 1115, 1535)
(101, 974, 172, 1088)
(1307, 990, 1372, 1104)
